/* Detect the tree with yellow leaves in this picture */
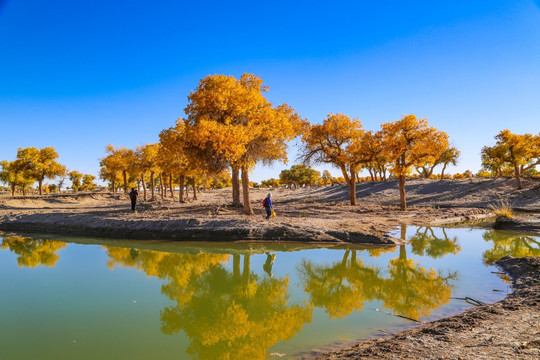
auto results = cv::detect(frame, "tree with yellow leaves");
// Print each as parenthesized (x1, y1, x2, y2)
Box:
(185, 73, 304, 215)
(100, 145, 137, 193)
(10, 147, 66, 195)
(68, 170, 83, 191)
(381, 115, 449, 210)
(416, 146, 460, 179)
(0, 160, 33, 196)
(355, 130, 388, 181)
(158, 119, 197, 202)
(135, 143, 161, 200)
(481, 130, 540, 189)
(301, 113, 364, 205)
(80, 174, 96, 191)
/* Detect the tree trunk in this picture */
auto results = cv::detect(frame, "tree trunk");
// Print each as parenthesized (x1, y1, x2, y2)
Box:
(514, 164, 523, 189)
(179, 175, 184, 203)
(400, 224, 407, 241)
(112, 179, 116, 194)
(169, 174, 174, 200)
(192, 179, 197, 200)
(399, 244, 407, 260)
(399, 174, 407, 211)
(231, 166, 241, 206)
(159, 173, 164, 199)
(348, 169, 357, 205)
(440, 163, 448, 180)
(241, 166, 254, 215)
(11, 184, 15, 197)
(150, 172, 155, 200)
(123, 170, 128, 193)
(368, 168, 374, 181)
(162, 175, 168, 199)
(38, 180, 43, 195)
(141, 174, 147, 201)
(243, 254, 251, 281)
(341, 250, 350, 267)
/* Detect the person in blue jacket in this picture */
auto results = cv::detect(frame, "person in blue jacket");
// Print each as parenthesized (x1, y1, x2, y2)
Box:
(263, 193, 273, 220)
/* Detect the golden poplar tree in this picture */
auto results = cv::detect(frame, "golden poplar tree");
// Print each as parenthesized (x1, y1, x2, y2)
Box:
(0, 160, 33, 196)
(158, 119, 198, 203)
(381, 115, 449, 210)
(68, 170, 83, 191)
(135, 143, 161, 200)
(481, 130, 540, 189)
(301, 113, 364, 205)
(100, 145, 137, 194)
(10, 147, 65, 195)
(185, 73, 304, 215)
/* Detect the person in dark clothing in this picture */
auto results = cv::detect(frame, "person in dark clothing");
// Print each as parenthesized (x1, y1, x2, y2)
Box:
(263, 193, 273, 220)
(129, 188, 138, 211)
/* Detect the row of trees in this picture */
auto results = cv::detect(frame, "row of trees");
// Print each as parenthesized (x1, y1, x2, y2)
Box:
(301, 113, 459, 209)
(0, 147, 97, 196)
(100, 74, 460, 212)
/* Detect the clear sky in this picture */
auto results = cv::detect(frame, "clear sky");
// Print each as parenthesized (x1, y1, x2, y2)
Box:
(1, 0, 539, 183)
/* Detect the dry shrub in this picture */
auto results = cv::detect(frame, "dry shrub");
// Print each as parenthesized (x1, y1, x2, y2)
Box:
(489, 200, 514, 219)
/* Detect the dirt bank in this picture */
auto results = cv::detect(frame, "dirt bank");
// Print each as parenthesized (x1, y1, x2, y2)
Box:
(494, 216, 540, 235)
(313, 256, 540, 360)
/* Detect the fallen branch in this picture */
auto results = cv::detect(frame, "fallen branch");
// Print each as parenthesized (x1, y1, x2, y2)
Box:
(370, 308, 423, 323)
(451, 297, 486, 306)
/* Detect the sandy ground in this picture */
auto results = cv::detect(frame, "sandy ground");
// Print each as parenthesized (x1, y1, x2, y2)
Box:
(2, 177, 539, 243)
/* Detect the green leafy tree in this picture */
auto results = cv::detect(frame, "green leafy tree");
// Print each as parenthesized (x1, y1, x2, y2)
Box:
(279, 164, 320, 188)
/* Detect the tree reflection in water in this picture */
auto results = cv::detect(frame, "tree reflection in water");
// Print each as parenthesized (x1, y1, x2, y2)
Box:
(409, 227, 461, 258)
(482, 230, 540, 265)
(299, 225, 457, 321)
(105, 249, 312, 360)
(0, 234, 66, 267)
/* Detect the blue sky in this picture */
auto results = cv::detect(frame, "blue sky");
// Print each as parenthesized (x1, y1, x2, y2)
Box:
(1, 0, 540, 183)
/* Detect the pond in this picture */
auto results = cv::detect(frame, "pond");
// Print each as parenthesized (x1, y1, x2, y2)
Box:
(0, 226, 539, 360)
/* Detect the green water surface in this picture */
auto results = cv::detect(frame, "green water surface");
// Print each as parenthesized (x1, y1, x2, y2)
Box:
(0, 226, 538, 360)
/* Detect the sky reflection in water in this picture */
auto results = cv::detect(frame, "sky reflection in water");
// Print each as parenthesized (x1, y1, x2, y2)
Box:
(0, 226, 538, 360)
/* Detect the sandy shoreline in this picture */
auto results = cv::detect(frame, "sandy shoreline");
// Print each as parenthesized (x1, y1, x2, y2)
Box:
(4, 177, 533, 244)
(311, 256, 540, 360)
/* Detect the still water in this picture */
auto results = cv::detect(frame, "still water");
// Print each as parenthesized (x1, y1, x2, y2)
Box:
(0, 226, 538, 360)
